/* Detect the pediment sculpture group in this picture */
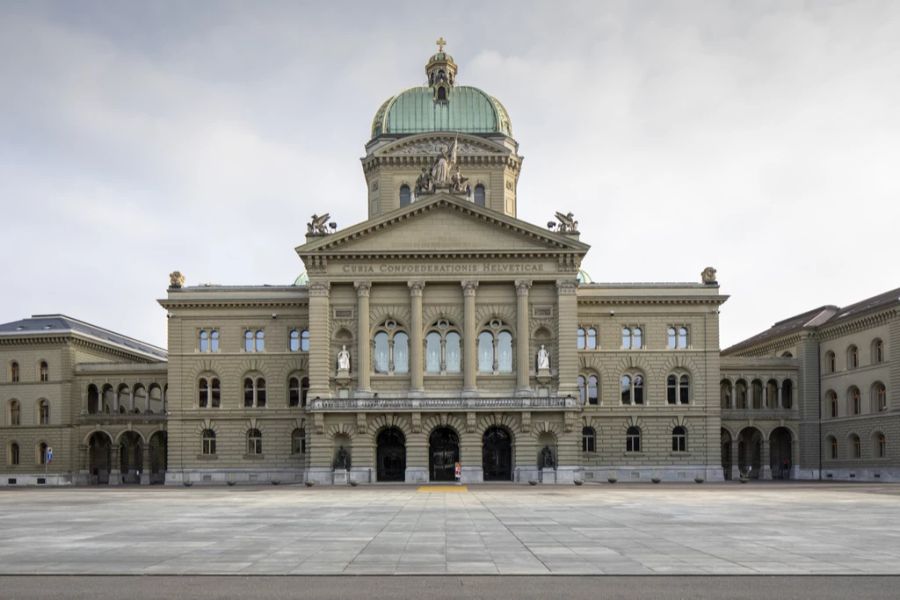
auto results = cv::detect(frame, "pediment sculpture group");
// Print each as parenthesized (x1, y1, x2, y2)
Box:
(416, 138, 470, 196)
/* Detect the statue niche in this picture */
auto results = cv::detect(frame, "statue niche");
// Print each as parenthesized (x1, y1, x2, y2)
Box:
(415, 138, 470, 197)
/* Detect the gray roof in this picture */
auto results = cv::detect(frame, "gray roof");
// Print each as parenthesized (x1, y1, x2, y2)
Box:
(0, 314, 167, 361)
(724, 286, 900, 355)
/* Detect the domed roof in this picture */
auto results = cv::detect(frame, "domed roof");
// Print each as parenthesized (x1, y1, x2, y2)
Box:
(371, 86, 513, 138)
(292, 271, 309, 286)
(576, 269, 593, 284)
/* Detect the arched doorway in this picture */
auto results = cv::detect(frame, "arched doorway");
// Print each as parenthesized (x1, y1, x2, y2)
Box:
(738, 427, 762, 479)
(770, 427, 792, 479)
(429, 427, 459, 482)
(483, 426, 513, 481)
(721, 428, 733, 480)
(88, 432, 112, 485)
(149, 431, 167, 484)
(376, 427, 406, 482)
(119, 431, 143, 484)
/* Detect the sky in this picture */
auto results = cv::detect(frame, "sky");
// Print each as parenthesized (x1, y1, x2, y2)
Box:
(1, 0, 899, 350)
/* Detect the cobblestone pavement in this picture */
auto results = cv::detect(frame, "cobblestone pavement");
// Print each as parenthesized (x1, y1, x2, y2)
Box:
(0, 482, 899, 575)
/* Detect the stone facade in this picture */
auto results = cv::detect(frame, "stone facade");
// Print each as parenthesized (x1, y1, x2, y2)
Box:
(1, 46, 895, 486)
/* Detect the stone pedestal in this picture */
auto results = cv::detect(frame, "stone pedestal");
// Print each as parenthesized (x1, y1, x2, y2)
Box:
(335, 369, 351, 385)
(460, 466, 483, 484)
(333, 469, 349, 485)
(540, 468, 556, 484)
(536, 368, 551, 384)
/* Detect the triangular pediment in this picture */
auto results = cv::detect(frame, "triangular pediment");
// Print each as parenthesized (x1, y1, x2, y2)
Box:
(296, 195, 589, 258)
(375, 133, 509, 158)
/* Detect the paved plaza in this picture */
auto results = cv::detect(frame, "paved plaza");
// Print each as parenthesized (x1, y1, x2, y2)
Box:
(1, 482, 899, 575)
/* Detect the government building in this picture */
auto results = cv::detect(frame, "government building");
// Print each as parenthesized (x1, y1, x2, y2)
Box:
(1, 44, 897, 486)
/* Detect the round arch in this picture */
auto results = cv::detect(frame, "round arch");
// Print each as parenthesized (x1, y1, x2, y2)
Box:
(375, 427, 406, 482)
(428, 426, 460, 482)
(483, 425, 514, 481)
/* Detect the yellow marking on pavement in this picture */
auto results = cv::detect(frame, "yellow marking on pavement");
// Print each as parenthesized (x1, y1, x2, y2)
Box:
(417, 485, 468, 493)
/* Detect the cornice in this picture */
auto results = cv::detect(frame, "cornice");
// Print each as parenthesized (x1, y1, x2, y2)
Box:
(159, 299, 309, 310)
(577, 295, 728, 306)
(818, 308, 897, 342)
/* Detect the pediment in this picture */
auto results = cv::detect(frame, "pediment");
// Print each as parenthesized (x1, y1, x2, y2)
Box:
(375, 133, 509, 158)
(296, 195, 589, 258)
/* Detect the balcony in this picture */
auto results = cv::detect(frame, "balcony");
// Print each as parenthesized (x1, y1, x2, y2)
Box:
(307, 396, 580, 412)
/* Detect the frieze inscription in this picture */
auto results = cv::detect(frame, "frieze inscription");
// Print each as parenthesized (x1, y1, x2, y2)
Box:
(341, 263, 547, 275)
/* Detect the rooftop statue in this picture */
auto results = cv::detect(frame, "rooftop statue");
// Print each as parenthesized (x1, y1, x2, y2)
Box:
(307, 213, 335, 236)
(169, 271, 185, 289)
(552, 211, 579, 234)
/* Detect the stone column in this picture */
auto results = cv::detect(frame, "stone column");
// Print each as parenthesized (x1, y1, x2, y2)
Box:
(556, 279, 579, 398)
(109, 444, 121, 486)
(760, 439, 772, 480)
(462, 281, 479, 396)
(140, 442, 151, 485)
(355, 281, 371, 396)
(777, 382, 783, 409)
(409, 281, 425, 395)
(730, 439, 740, 480)
(308, 281, 332, 399)
(515, 280, 532, 396)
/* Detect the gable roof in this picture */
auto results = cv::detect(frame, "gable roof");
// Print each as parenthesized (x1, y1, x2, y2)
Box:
(295, 194, 590, 258)
(0, 314, 167, 361)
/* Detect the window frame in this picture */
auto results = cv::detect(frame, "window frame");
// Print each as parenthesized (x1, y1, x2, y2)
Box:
(620, 372, 645, 405)
(243, 376, 267, 408)
(672, 426, 687, 452)
(201, 429, 216, 455)
(626, 426, 642, 453)
(247, 428, 263, 455)
(582, 426, 596, 453)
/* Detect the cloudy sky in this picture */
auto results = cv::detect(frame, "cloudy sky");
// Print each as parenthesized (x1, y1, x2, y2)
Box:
(1, 0, 898, 350)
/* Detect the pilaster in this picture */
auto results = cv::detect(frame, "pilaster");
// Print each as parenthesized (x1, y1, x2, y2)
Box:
(308, 281, 332, 399)
(556, 279, 578, 397)
(409, 281, 425, 394)
(515, 280, 532, 396)
(462, 280, 479, 395)
(355, 281, 371, 395)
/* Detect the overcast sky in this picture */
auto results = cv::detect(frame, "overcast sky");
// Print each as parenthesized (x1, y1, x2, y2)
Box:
(2, 0, 898, 350)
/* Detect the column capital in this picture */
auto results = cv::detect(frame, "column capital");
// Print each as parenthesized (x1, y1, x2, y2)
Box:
(354, 281, 371, 297)
(309, 281, 331, 297)
(515, 280, 532, 296)
(408, 280, 425, 296)
(555, 279, 578, 295)
(461, 280, 479, 296)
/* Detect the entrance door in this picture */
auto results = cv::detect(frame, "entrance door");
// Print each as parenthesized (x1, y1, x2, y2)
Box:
(482, 426, 512, 481)
(429, 427, 459, 482)
(376, 427, 406, 482)
(89, 433, 112, 485)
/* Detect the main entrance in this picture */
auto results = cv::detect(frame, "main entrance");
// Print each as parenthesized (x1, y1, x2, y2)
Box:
(482, 426, 513, 481)
(429, 427, 459, 481)
(376, 427, 406, 482)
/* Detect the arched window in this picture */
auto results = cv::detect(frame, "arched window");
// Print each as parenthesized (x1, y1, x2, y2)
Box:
(243, 377, 266, 408)
(720, 380, 732, 409)
(87, 385, 100, 414)
(374, 331, 389, 373)
(399, 184, 411, 207)
(872, 338, 884, 364)
(9, 442, 20, 465)
(445, 331, 461, 373)
(678, 327, 688, 349)
(199, 330, 209, 352)
(210, 330, 219, 352)
(244, 330, 253, 352)
(39, 361, 48, 382)
(247, 429, 263, 455)
(474, 184, 485, 207)
(292, 428, 306, 455)
(667, 374, 690, 405)
(626, 426, 641, 453)
(244, 330, 264, 352)
(825, 351, 836, 373)
(577, 375, 587, 403)
(201, 429, 216, 455)
(372, 321, 409, 375)
(116, 384, 130, 414)
(477, 322, 513, 374)
(667, 327, 676, 349)
(872, 382, 887, 412)
(826, 390, 838, 418)
(9, 400, 20, 426)
(582, 427, 596, 453)
(148, 384, 163, 413)
(39, 442, 48, 465)
(850, 434, 861, 459)
(621, 373, 644, 405)
(672, 426, 687, 452)
(198, 377, 220, 408)
(425, 331, 442, 373)
(586, 328, 597, 349)
(781, 379, 793, 409)
(576, 328, 586, 350)
(875, 433, 886, 458)
(133, 385, 146, 414)
(10, 361, 19, 383)
(828, 436, 838, 460)
(735, 380, 748, 409)
(847, 345, 858, 369)
(622, 327, 642, 349)
(255, 330, 265, 352)
(393, 332, 409, 373)
(38, 399, 49, 425)
(848, 386, 861, 415)
(424, 321, 462, 374)
(587, 375, 599, 405)
(301, 377, 309, 407)
(290, 329, 310, 352)
(781, 351, 793, 358)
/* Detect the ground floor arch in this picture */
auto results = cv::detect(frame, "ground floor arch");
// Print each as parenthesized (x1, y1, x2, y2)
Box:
(769, 427, 793, 479)
(738, 427, 762, 479)
(721, 428, 733, 480)
(149, 431, 167, 484)
(429, 427, 459, 482)
(88, 432, 112, 485)
(483, 426, 513, 481)
(376, 427, 406, 482)
(119, 431, 143, 484)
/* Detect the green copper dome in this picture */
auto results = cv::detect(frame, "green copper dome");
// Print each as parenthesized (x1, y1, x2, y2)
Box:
(371, 86, 512, 138)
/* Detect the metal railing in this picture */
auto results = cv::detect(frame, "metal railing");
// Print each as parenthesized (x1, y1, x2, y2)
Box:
(308, 396, 580, 412)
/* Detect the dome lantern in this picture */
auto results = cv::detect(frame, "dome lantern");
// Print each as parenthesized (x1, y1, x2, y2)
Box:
(426, 37, 457, 103)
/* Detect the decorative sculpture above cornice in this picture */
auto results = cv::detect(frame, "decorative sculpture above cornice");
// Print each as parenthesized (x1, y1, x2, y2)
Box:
(169, 271, 185, 289)
(701, 266, 718, 285)
(415, 138, 470, 196)
(307, 213, 336, 236)
(548, 212, 579, 234)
